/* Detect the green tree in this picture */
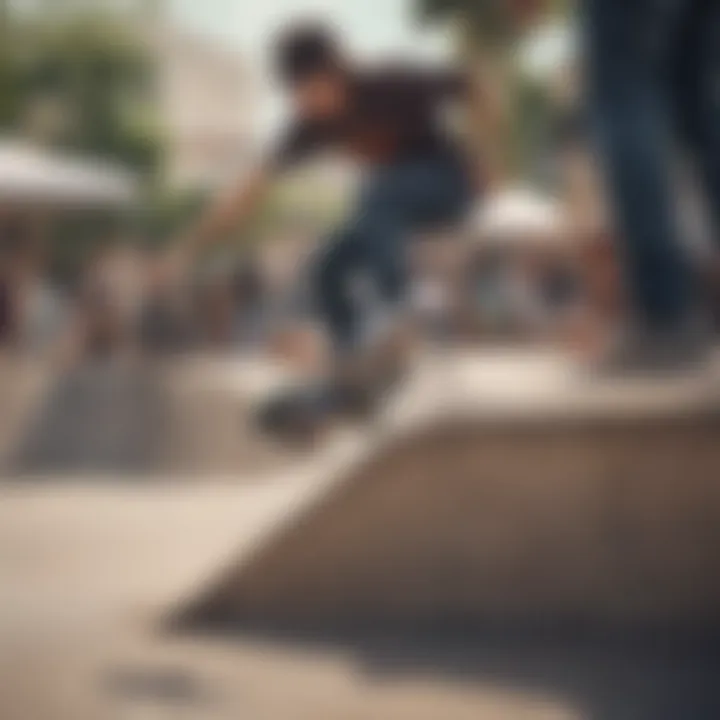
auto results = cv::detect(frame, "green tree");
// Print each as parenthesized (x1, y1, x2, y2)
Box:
(1, 3, 163, 178)
(419, 0, 520, 49)
(0, 2, 167, 277)
(418, 0, 570, 43)
(416, 0, 562, 178)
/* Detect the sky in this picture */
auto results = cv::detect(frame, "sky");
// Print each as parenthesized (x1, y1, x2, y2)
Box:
(167, 0, 573, 142)
(171, 0, 452, 67)
(170, 0, 454, 140)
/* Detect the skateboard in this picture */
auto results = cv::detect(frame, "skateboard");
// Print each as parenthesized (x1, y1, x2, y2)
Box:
(255, 323, 413, 444)
(253, 379, 382, 444)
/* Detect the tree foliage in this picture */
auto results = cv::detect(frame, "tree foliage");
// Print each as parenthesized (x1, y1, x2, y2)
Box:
(1, 3, 166, 279)
(0, 4, 162, 177)
(416, 0, 566, 179)
(418, 0, 515, 45)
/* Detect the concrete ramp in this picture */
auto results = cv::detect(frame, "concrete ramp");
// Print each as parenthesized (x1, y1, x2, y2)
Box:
(178, 351, 720, 631)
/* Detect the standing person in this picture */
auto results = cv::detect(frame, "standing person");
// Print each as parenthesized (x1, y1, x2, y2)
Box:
(583, 0, 720, 372)
(0, 222, 25, 350)
(0, 250, 14, 348)
(0, 263, 15, 349)
(172, 22, 491, 425)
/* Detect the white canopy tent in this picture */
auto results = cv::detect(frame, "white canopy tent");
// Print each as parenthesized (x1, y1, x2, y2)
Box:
(0, 142, 137, 209)
(518, 19, 578, 86)
(470, 187, 569, 250)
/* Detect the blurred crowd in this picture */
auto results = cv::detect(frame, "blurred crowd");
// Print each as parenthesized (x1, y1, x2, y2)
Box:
(0, 226, 308, 364)
(0, 205, 625, 370)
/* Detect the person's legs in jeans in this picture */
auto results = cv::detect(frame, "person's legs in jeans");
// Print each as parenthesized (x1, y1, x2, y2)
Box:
(670, 0, 720, 260)
(312, 231, 364, 353)
(584, 0, 693, 332)
(312, 206, 409, 360)
(313, 157, 471, 360)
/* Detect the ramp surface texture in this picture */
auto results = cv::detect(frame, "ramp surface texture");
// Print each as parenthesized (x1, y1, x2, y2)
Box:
(180, 352, 720, 631)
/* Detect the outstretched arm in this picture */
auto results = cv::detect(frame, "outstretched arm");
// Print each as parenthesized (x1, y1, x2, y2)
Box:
(168, 118, 318, 279)
(178, 164, 272, 259)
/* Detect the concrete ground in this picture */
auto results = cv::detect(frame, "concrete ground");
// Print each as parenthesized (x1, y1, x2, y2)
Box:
(2, 350, 720, 719)
(2, 479, 720, 720)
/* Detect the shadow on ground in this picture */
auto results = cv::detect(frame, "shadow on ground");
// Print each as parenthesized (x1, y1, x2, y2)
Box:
(173, 619, 720, 720)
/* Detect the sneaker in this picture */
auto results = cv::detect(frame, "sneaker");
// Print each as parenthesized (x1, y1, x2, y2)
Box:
(340, 313, 414, 398)
(256, 318, 414, 440)
(255, 383, 334, 442)
(255, 375, 382, 442)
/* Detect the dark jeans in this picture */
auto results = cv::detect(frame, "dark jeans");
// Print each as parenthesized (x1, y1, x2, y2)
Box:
(312, 156, 472, 351)
(583, 0, 720, 329)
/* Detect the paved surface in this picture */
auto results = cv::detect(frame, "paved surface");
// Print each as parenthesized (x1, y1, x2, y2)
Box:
(0, 482, 578, 720)
(0, 355, 301, 478)
(2, 351, 720, 719)
(3, 482, 720, 720)
(182, 351, 720, 629)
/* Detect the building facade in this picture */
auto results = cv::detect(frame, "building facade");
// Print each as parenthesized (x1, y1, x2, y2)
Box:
(157, 30, 258, 191)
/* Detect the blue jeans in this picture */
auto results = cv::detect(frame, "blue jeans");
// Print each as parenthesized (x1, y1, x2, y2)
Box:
(312, 156, 472, 351)
(584, 0, 720, 329)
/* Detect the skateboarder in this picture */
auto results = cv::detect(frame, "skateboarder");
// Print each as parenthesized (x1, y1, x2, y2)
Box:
(169, 24, 490, 429)
(583, 0, 720, 372)
(170, 14, 551, 433)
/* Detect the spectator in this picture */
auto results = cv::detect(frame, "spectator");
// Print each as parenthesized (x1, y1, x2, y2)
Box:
(583, 0, 719, 372)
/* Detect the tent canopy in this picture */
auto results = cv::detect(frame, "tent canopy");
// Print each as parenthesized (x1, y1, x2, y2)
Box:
(0, 141, 137, 209)
(470, 187, 569, 249)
